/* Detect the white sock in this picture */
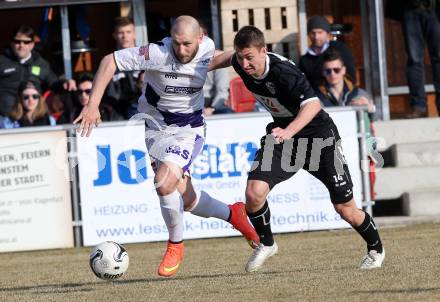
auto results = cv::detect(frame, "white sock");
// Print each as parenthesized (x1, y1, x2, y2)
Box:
(158, 190, 184, 242)
(189, 191, 230, 221)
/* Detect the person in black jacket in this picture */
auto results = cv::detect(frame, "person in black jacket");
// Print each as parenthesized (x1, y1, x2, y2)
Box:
(0, 25, 58, 115)
(299, 16, 356, 90)
(103, 17, 142, 119)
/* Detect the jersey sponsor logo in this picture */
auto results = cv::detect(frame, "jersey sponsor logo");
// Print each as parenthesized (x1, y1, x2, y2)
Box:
(200, 58, 211, 66)
(164, 73, 178, 79)
(165, 145, 190, 159)
(265, 82, 276, 95)
(254, 93, 293, 117)
(164, 85, 202, 95)
(138, 45, 149, 60)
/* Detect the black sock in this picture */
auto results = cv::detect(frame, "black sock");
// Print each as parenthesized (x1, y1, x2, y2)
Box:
(247, 201, 274, 246)
(354, 211, 383, 253)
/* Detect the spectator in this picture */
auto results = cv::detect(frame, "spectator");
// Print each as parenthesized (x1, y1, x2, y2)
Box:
(0, 99, 20, 129)
(103, 17, 142, 119)
(14, 80, 56, 127)
(199, 21, 233, 116)
(72, 73, 123, 122)
(387, 0, 440, 118)
(316, 50, 375, 114)
(299, 16, 356, 90)
(0, 25, 57, 115)
(315, 50, 377, 197)
(45, 81, 74, 124)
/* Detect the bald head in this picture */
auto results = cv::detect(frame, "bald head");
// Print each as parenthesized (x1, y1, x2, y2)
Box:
(170, 15, 203, 64)
(171, 15, 201, 37)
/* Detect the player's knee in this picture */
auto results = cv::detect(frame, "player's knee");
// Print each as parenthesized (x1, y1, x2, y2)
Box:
(334, 202, 357, 225)
(155, 176, 177, 196)
(245, 185, 267, 206)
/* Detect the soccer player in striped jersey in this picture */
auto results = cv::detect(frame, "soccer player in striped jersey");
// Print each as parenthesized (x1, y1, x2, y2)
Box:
(74, 16, 259, 277)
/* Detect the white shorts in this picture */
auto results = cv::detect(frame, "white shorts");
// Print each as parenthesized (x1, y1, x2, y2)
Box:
(145, 124, 205, 173)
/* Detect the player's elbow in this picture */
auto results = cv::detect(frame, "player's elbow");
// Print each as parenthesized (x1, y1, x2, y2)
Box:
(101, 54, 117, 72)
(301, 98, 322, 116)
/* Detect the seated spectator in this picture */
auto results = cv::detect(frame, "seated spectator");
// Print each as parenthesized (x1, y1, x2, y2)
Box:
(316, 50, 375, 114)
(45, 81, 74, 125)
(316, 50, 377, 198)
(199, 20, 233, 116)
(0, 106, 20, 129)
(71, 73, 123, 122)
(299, 16, 356, 90)
(11, 80, 56, 127)
(203, 67, 233, 115)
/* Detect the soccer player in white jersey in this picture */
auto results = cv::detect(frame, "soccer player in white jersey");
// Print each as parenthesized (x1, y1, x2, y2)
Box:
(74, 16, 259, 277)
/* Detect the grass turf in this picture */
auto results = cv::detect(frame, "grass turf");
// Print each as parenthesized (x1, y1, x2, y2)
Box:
(1, 223, 439, 302)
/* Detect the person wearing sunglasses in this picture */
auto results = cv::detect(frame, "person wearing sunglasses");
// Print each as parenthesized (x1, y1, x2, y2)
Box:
(5, 80, 56, 128)
(317, 50, 378, 201)
(316, 49, 376, 114)
(76, 73, 123, 122)
(0, 25, 58, 116)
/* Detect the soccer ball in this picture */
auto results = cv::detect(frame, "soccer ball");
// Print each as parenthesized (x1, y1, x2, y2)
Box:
(89, 241, 129, 280)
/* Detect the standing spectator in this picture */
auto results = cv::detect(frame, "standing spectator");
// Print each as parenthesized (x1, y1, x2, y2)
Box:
(299, 16, 356, 90)
(13, 80, 56, 127)
(199, 21, 233, 115)
(103, 17, 143, 119)
(388, 0, 440, 118)
(0, 25, 57, 115)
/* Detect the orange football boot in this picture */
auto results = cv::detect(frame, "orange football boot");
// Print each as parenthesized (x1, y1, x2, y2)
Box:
(157, 241, 184, 277)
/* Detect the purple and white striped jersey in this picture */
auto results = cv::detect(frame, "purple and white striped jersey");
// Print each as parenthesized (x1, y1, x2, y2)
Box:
(114, 36, 215, 130)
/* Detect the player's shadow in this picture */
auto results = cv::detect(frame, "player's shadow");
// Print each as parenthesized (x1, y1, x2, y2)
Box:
(0, 283, 95, 294)
(353, 288, 440, 294)
(0, 268, 304, 294)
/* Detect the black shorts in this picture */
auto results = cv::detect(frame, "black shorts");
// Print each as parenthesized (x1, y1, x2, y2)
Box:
(248, 122, 354, 204)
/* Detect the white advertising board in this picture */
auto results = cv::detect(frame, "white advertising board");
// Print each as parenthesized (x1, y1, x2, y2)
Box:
(0, 130, 73, 252)
(78, 111, 361, 246)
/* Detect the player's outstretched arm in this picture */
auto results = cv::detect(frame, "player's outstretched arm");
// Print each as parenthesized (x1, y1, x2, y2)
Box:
(272, 98, 322, 142)
(208, 50, 234, 71)
(73, 53, 117, 137)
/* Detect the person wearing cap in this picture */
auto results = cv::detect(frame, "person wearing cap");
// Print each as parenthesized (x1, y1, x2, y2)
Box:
(299, 15, 356, 90)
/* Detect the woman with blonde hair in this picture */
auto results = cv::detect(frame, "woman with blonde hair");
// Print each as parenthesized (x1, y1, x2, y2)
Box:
(16, 80, 55, 127)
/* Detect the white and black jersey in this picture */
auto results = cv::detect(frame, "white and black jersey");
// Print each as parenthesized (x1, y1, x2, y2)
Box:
(233, 53, 353, 204)
(231, 52, 332, 137)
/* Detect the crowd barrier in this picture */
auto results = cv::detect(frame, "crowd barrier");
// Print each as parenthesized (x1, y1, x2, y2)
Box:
(0, 108, 371, 252)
